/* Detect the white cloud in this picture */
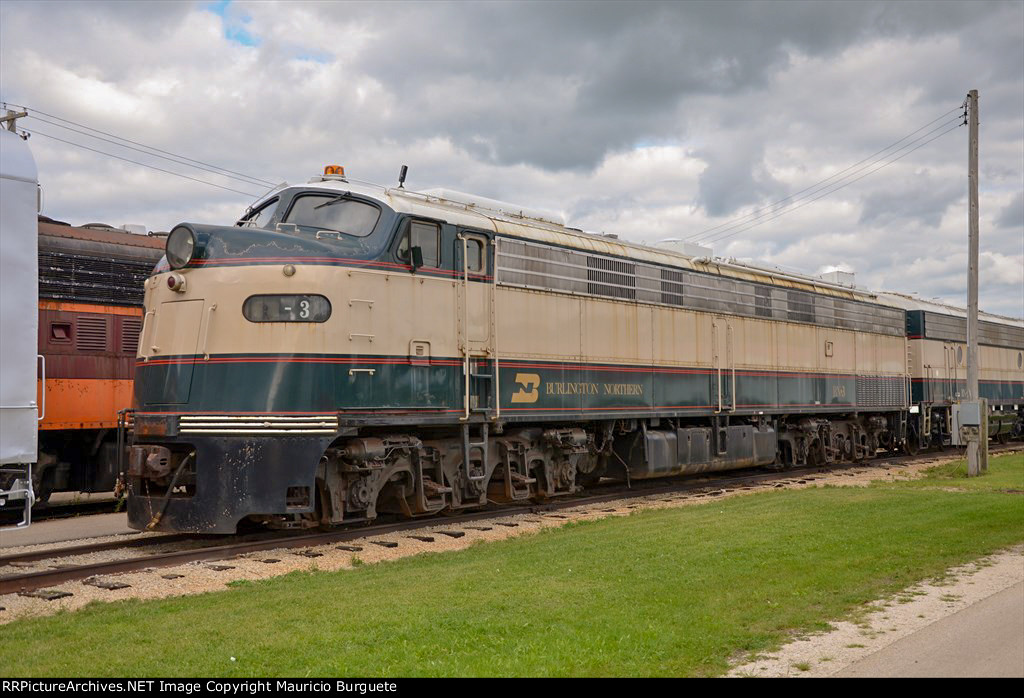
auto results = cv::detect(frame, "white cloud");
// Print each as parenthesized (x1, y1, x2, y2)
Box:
(1, 0, 1021, 317)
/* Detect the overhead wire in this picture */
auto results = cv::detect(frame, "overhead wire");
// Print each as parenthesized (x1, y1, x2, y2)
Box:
(5, 100, 968, 222)
(23, 113, 274, 189)
(3, 101, 276, 187)
(20, 127, 264, 198)
(685, 105, 965, 244)
(698, 119, 964, 246)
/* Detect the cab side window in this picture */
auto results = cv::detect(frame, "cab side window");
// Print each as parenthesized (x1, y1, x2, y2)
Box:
(466, 238, 484, 273)
(398, 220, 440, 268)
(238, 198, 279, 228)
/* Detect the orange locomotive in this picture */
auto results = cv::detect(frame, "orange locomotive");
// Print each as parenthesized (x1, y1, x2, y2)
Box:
(34, 217, 164, 503)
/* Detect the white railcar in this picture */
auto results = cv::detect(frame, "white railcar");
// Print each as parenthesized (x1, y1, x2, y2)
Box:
(0, 128, 40, 527)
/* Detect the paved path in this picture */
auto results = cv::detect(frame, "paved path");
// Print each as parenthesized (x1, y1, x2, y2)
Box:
(836, 581, 1024, 678)
(0, 512, 133, 548)
(728, 547, 1024, 678)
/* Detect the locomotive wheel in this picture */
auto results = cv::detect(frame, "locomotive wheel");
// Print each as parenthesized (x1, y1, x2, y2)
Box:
(33, 468, 55, 507)
(903, 425, 919, 456)
(807, 441, 823, 467)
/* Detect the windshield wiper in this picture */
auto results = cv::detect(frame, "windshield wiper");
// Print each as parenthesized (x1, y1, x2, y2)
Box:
(312, 192, 351, 210)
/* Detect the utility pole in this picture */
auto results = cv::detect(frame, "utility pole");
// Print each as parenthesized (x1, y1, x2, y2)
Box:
(965, 89, 986, 476)
(1, 109, 28, 132)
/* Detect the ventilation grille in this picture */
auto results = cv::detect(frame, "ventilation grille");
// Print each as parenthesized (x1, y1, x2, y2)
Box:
(76, 316, 109, 352)
(121, 317, 143, 355)
(786, 290, 815, 323)
(857, 376, 905, 408)
(918, 311, 1024, 350)
(495, 238, 906, 336)
(587, 256, 635, 300)
(39, 251, 154, 306)
(496, 239, 587, 294)
(754, 286, 772, 318)
(660, 268, 686, 306)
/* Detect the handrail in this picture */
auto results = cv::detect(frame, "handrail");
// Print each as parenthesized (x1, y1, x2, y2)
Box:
(460, 234, 471, 421)
(37, 353, 45, 421)
(141, 308, 157, 358)
(713, 321, 722, 414)
(492, 237, 500, 420)
(200, 304, 217, 360)
(728, 324, 736, 412)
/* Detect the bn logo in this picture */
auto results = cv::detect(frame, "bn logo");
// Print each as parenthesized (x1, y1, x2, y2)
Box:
(510, 373, 541, 404)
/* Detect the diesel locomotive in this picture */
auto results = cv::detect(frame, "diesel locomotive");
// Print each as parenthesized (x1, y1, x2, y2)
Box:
(33, 217, 164, 503)
(125, 167, 1024, 534)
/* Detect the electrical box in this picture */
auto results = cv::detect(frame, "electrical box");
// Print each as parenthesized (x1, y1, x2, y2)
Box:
(952, 401, 982, 446)
(957, 401, 981, 426)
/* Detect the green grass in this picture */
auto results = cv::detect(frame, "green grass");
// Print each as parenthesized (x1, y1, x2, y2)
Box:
(886, 451, 1024, 491)
(2, 453, 1022, 677)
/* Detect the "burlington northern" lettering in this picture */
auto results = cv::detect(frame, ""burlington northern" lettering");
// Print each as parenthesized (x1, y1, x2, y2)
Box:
(545, 382, 644, 396)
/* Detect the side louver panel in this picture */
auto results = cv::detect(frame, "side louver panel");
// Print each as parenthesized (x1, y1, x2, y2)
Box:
(178, 414, 339, 435)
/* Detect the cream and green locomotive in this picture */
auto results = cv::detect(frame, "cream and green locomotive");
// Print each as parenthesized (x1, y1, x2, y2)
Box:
(880, 293, 1023, 449)
(126, 168, 1023, 533)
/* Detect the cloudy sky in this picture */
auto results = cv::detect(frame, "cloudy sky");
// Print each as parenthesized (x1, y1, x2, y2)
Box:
(2, 0, 1022, 316)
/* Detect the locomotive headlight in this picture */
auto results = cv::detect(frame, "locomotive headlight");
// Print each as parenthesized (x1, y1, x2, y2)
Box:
(166, 226, 196, 270)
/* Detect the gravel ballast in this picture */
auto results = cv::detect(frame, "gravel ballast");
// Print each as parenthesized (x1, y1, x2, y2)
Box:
(1, 450, 1018, 626)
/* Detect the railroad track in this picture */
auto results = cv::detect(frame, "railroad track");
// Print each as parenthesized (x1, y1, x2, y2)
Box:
(0, 497, 120, 528)
(2, 446, 1018, 598)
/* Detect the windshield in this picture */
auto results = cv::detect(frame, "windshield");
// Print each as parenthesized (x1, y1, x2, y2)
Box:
(280, 193, 381, 237)
(237, 197, 278, 228)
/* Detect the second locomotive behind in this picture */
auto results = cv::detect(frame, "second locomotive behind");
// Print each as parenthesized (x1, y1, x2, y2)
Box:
(126, 167, 1024, 533)
(32, 218, 163, 504)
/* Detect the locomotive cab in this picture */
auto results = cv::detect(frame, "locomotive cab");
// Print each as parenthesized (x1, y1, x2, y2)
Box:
(128, 173, 494, 533)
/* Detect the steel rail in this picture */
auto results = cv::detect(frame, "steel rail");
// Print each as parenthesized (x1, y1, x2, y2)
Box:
(2, 446, 1019, 596)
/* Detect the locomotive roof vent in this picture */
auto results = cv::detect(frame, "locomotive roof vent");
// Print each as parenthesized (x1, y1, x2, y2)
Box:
(654, 238, 713, 259)
(818, 269, 857, 288)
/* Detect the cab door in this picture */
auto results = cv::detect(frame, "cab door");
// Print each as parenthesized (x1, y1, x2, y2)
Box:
(457, 232, 491, 348)
(455, 231, 494, 416)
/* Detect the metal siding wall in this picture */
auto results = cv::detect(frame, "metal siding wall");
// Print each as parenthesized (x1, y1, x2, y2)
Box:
(0, 131, 39, 465)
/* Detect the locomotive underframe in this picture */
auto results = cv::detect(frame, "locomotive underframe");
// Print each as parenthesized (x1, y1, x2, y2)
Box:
(127, 407, 911, 534)
(903, 402, 1023, 453)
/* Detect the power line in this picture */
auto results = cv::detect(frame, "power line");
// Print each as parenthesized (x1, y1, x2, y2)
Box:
(699, 120, 963, 246)
(23, 113, 274, 189)
(690, 113, 962, 244)
(21, 127, 264, 198)
(685, 105, 964, 243)
(699, 115, 963, 245)
(2, 101, 277, 187)
(702, 120, 962, 245)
